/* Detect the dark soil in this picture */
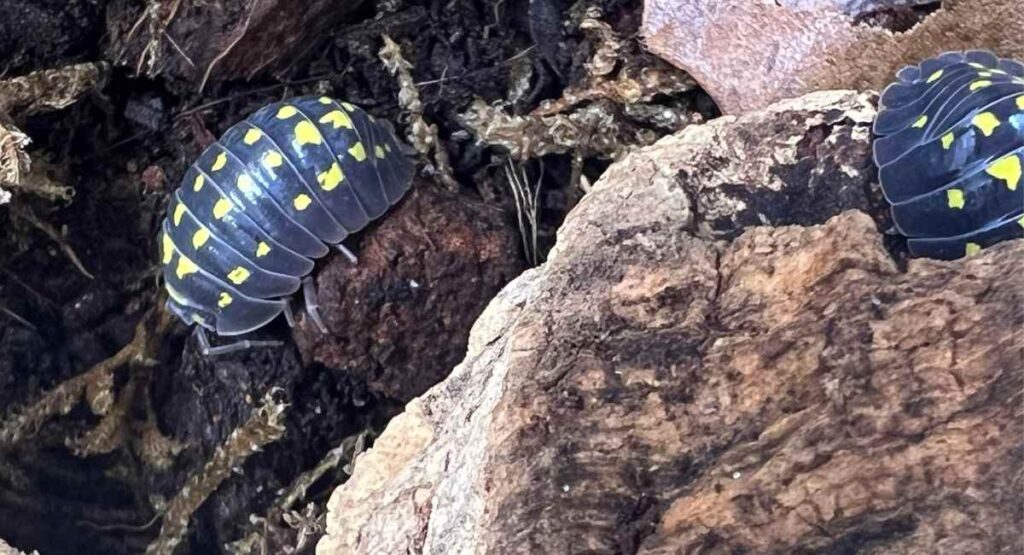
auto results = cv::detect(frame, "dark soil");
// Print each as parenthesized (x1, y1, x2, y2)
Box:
(0, 0, 710, 553)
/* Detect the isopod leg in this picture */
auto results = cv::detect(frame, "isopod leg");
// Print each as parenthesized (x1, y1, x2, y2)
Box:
(334, 243, 358, 264)
(196, 326, 282, 357)
(303, 276, 328, 334)
(283, 301, 296, 328)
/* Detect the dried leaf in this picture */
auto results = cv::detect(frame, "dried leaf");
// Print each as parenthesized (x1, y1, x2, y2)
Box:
(460, 10, 698, 162)
(642, 0, 1024, 113)
(0, 62, 108, 116)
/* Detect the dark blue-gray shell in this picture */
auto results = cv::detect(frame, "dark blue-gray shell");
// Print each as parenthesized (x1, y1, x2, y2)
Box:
(159, 96, 415, 335)
(874, 50, 1024, 259)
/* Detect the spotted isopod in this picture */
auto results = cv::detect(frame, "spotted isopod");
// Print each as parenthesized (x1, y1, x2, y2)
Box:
(873, 49, 1024, 259)
(159, 96, 415, 352)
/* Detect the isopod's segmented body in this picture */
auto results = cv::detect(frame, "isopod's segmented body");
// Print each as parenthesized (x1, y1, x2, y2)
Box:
(159, 96, 415, 335)
(874, 50, 1024, 259)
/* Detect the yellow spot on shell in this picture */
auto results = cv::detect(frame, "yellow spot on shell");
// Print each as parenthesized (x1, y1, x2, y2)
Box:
(237, 174, 256, 193)
(972, 112, 1000, 136)
(969, 80, 992, 91)
(912, 115, 928, 128)
(317, 163, 344, 191)
(294, 120, 322, 146)
(965, 242, 981, 256)
(293, 194, 312, 210)
(1017, 95, 1024, 110)
(192, 227, 211, 249)
(213, 198, 233, 219)
(218, 292, 233, 308)
(277, 105, 298, 119)
(319, 110, 352, 129)
(375, 145, 386, 159)
(243, 128, 262, 145)
(977, 70, 992, 78)
(173, 203, 187, 225)
(946, 188, 965, 209)
(175, 255, 199, 279)
(212, 152, 227, 171)
(161, 233, 174, 264)
(385, 143, 392, 153)
(193, 174, 205, 191)
(256, 242, 271, 257)
(341, 102, 355, 111)
(262, 150, 284, 169)
(319, 97, 332, 104)
(926, 69, 943, 83)
(1018, 215, 1024, 228)
(969, 62, 986, 69)
(986, 154, 1021, 191)
(940, 132, 955, 149)
(348, 142, 366, 161)
(227, 266, 250, 284)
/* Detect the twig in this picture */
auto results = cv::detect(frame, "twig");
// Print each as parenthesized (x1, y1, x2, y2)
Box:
(145, 390, 288, 555)
(163, 31, 195, 68)
(224, 430, 370, 554)
(0, 308, 154, 446)
(0, 304, 36, 331)
(505, 158, 544, 266)
(379, 34, 458, 191)
(199, 0, 261, 93)
(12, 204, 94, 279)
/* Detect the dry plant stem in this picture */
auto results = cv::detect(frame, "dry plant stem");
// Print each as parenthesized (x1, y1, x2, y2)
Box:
(379, 35, 459, 191)
(199, 0, 261, 93)
(11, 204, 94, 279)
(0, 304, 169, 446)
(145, 391, 288, 555)
(225, 431, 370, 554)
(505, 159, 543, 266)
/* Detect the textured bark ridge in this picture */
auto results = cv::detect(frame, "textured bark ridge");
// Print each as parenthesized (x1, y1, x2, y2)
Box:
(317, 90, 1023, 554)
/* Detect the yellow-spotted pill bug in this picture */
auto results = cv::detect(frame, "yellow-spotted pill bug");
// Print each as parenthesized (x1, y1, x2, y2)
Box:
(159, 97, 415, 343)
(874, 50, 1024, 260)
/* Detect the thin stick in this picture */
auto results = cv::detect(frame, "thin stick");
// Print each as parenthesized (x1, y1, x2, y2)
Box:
(163, 31, 195, 68)
(13, 204, 94, 279)
(199, 0, 261, 93)
(0, 304, 36, 331)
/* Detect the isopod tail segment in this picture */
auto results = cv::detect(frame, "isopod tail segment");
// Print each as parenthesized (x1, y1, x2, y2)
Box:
(873, 49, 1024, 260)
(182, 247, 358, 356)
(159, 96, 416, 355)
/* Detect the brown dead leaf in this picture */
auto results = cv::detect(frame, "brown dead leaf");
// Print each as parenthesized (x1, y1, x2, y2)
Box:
(0, 62, 107, 116)
(643, 0, 1024, 113)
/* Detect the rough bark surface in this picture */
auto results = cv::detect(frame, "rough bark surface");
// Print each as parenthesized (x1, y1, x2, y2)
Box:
(316, 90, 1023, 554)
(107, 0, 365, 84)
(642, 0, 1024, 113)
(293, 185, 525, 402)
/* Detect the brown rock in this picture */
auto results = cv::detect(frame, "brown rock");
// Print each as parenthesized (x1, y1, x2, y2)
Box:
(107, 0, 365, 85)
(293, 185, 525, 402)
(317, 90, 1023, 554)
(642, 0, 1024, 114)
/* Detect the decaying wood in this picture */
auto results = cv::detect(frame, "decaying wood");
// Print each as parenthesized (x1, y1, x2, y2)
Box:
(108, 0, 366, 85)
(316, 90, 1023, 554)
(642, 0, 1024, 113)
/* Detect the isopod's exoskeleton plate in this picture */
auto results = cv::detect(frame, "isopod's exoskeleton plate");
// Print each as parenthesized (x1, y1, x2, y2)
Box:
(874, 50, 1024, 260)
